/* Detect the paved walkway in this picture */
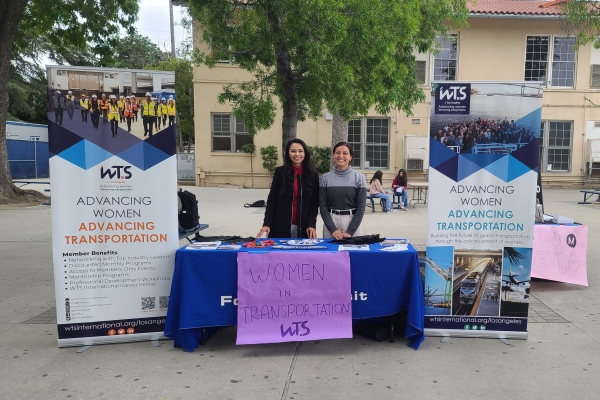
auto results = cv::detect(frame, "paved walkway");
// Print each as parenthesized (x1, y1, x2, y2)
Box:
(1, 186, 599, 399)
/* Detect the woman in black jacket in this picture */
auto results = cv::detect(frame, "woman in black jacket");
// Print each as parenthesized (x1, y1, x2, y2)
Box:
(257, 138, 319, 239)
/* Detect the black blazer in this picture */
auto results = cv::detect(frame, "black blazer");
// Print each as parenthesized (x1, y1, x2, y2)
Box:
(263, 166, 319, 238)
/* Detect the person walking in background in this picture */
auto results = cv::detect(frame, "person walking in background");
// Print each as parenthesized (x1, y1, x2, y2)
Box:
(257, 138, 320, 239)
(52, 90, 65, 126)
(131, 96, 139, 122)
(65, 90, 75, 120)
(107, 95, 120, 137)
(118, 95, 126, 123)
(369, 170, 394, 213)
(124, 96, 133, 133)
(100, 93, 109, 124)
(158, 98, 168, 129)
(141, 92, 156, 137)
(167, 97, 176, 126)
(89, 94, 100, 130)
(79, 93, 89, 122)
(319, 142, 367, 239)
(392, 169, 409, 210)
(153, 98, 160, 131)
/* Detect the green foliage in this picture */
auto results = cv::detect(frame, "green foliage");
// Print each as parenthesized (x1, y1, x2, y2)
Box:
(14, 0, 140, 64)
(240, 143, 256, 154)
(308, 146, 332, 174)
(562, 1, 600, 48)
(260, 145, 279, 177)
(189, 0, 469, 139)
(101, 33, 169, 69)
(7, 63, 47, 124)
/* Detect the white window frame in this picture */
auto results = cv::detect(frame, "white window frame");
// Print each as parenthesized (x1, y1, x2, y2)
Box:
(432, 33, 459, 81)
(347, 117, 391, 170)
(540, 120, 573, 173)
(524, 35, 577, 89)
(210, 113, 251, 152)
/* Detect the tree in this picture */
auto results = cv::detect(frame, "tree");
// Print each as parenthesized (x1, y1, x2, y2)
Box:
(260, 145, 278, 182)
(241, 143, 256, 188)
(503, 247, 525, 266)
(101, 33, 169, 70)
(189, 0, 468, 152)
(0, 0, 139, 204)
(562, 1, 600, 48)
(308, 145, 332, 175)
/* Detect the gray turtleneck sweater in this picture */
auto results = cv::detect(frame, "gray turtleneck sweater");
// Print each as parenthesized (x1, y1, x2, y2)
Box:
(319, 167, 366, 235)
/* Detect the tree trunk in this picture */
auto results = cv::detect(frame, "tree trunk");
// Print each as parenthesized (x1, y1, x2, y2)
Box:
(0, 0, 48, 204)
(278, 50, 297, 154)
(267, 10, 298, 155)
(175, 111, 183, 152)
(330, 113, 349, 170)
(249, 153, 254, 188)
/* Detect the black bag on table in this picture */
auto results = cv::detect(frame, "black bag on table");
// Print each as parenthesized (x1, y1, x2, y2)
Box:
(177, 189, 199, 229)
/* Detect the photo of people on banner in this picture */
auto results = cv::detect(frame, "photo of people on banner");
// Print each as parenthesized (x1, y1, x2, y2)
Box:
(430, 82, 542, 155)
(425, 81, 543, 338)
(47, 67, 176, 141)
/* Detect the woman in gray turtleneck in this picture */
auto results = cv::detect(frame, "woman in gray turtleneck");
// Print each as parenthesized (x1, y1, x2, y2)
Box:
(319, 142, 367, 239)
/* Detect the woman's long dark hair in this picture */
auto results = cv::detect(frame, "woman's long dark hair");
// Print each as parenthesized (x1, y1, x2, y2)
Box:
(370, 170, 383, 184)
(281, 138, 317, 194)
(396, 169, 407, 186)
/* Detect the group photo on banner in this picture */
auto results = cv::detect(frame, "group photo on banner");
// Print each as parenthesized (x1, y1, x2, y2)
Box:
(425, 81, 543, 338)
(46, 66, 179, 347)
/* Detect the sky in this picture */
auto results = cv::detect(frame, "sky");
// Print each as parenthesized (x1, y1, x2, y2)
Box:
(135, 0, 189, 53)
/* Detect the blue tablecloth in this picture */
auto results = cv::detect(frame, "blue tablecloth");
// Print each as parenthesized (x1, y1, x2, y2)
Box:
(165, 240, 425, 350)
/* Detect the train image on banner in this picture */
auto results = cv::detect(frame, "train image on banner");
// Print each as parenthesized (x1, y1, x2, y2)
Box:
(460, 264, 485, 305)
(452, 249, 502, 316)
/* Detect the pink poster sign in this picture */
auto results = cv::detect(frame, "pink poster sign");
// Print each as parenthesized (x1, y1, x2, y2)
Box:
(532, 225, 588, 286)
(236, 252, 352, 345)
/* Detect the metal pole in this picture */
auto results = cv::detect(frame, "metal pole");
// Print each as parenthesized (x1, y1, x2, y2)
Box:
(34, 140, 38, 179)
(169, 0, 176, 58)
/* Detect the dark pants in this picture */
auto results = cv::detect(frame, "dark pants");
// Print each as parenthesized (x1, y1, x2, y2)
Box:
(91, 111, 100, 128)
(169, 116, 175, 126)
(81, 109, 89, 122)
(143, 116, 154, 136)
(110, 119, 119, 136)
(67, 104, 75, 120)
(102, 109, 108, 123)
(161, 115, 167, 127)
(126, 116, 132, 132)
(54, 107, 64, 125)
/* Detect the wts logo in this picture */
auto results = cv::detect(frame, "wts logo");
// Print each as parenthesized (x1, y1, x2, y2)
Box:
(439, 86, 468, 101)
(280, 321, 310, 337)
(100, 166, 132, 179)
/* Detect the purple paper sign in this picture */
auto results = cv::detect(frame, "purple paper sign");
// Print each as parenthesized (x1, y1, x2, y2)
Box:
(236, 252, 352, 345)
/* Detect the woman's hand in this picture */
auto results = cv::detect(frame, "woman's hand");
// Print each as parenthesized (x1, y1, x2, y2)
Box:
(256, 226, 270, 239)
(306, 227, 317, 239)
(331, 230, 349, 240)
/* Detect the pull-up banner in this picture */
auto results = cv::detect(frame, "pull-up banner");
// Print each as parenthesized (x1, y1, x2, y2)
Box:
(47, 66, 178, 347)
(425, 81, 542, 339)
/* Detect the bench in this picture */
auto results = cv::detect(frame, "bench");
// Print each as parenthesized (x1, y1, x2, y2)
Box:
(179, 224, 209, 243)
(366, 190, 387, 212)
(579, 189, 600, 204)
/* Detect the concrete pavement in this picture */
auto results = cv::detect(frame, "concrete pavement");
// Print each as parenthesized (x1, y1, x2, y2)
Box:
(0, 186, 599, 399)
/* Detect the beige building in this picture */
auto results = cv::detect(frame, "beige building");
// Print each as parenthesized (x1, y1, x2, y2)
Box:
(193, 0, 600, 188)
